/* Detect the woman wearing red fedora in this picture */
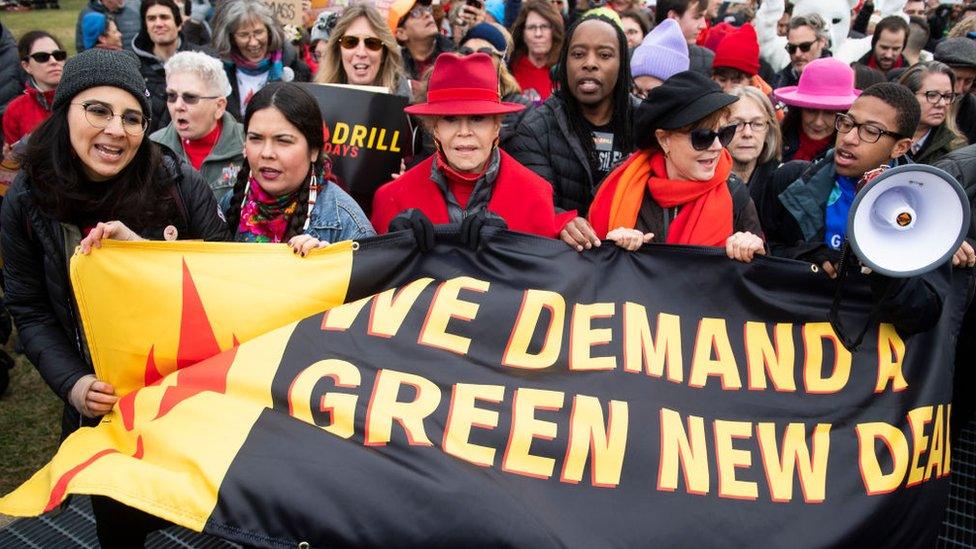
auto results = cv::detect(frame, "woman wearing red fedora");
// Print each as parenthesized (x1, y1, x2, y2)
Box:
(371, 52, 575, 240)
(587, 71, 765, 262)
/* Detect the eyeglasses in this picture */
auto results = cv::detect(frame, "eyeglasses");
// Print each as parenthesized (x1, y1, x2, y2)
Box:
(918, 90, 958, 105)
(834, 113, 903, 143)
(72, 101, 149, 135)
(458, 46, 503, 59)
(165, 91, 221, 104)
(785, 40, 816, 54)
(26, 50, 67, 63)
(689, 124, 738, 151)
(525, 23, 552, 33)
(406, 4, 432, 19)
(339, 35, 384, 51)
(731, 120, 768, 132)
(233, 27, 267, 42)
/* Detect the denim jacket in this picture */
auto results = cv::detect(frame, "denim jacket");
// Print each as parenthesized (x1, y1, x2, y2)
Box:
(221, 180, 375, 243)
(306, 181, 376, 243)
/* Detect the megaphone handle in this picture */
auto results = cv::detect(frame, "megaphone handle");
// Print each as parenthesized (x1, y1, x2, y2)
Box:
(828, 243, 882, 351)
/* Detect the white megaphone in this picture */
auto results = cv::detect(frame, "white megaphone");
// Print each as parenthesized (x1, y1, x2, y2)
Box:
(847, 164, 971, 278)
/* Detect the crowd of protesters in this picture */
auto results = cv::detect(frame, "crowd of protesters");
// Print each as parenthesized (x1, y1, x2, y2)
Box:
(1, 0, 976, 542)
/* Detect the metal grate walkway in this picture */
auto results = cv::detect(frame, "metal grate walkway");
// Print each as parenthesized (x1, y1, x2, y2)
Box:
(0, 496, 237, 548)
(4, 415, 976, 548)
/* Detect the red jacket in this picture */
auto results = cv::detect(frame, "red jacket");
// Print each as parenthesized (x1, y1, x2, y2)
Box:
(371, 149, 575, 238)
(2, 86, 54, 146)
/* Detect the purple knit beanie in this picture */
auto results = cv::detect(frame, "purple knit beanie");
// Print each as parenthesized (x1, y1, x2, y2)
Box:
(630, 19, 689, 80)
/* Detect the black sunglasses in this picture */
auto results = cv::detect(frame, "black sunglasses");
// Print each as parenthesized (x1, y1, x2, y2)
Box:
(785, 40, 816, 54)
(689, 124, 737, 151)
(26, 50, 67, 63)
(339, 35, 384, 51)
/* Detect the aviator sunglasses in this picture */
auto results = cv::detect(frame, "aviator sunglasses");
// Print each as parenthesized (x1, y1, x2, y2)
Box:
(339, 35, 384, 51)
(26, 49, 67, 63)
(689, 124, 738, 151)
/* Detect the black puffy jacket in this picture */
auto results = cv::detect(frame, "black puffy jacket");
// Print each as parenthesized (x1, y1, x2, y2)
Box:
(0, 153, 229, 437)
(934, 143, 976, 241)
(503, 93, 638, 216)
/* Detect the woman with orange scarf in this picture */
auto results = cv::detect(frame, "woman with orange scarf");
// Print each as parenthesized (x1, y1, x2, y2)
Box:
(587, 71, 765, 262)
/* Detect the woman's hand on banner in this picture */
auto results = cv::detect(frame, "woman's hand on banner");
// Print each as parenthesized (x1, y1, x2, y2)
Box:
(79, 221, 144, 254)
(725, 231, 765, 263)
(607, 227, 653, 251)
(560, 217, 601, 252)
(289, 234, 330, 257)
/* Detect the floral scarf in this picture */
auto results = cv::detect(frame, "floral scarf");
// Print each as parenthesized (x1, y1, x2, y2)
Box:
(235, 176, 300, 243)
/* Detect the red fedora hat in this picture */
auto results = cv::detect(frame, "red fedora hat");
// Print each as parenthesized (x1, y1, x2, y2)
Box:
(404, 52, 526, 116)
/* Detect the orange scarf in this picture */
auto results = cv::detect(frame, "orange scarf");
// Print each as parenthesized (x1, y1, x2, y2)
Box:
(588, 149, 734, 247)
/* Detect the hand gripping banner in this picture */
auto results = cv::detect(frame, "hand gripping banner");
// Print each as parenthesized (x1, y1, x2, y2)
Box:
(0, 231, 970, 548)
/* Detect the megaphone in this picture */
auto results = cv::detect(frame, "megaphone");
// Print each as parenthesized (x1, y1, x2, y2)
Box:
(847, 164, 971, 278)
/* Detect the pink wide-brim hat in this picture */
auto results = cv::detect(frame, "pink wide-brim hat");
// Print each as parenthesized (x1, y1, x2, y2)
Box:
(773, 57, 861, 110)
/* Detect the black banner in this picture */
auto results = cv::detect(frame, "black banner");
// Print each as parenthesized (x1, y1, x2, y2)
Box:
(202, 231, 967, 548)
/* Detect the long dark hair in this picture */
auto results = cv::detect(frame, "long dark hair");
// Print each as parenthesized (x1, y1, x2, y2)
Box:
(22, 101, 177, 231)
(224, 82, 328, 240)
(555, 14, 634, 170)
(17, 30, 63, 59)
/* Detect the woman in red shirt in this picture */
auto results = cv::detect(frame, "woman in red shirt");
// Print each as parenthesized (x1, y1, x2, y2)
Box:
(2, 31, 66, 148)
(371, 52, 574, 243)
(508, 0, 563, 103)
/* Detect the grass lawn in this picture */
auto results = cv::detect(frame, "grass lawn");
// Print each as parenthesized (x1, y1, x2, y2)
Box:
(2, 0, 88, 53)
(0, 344, 61, 526)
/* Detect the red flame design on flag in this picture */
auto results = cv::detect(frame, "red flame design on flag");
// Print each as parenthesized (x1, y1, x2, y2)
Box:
(47, 260, 238, 509)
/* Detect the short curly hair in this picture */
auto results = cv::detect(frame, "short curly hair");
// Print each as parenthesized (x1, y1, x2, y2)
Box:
(858, 82, 919, 138)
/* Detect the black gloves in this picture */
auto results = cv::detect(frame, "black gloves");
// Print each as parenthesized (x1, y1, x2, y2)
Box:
(388, 209, 507, 252)
(460, 210, 507, 250)
(389, 209, 435, 252)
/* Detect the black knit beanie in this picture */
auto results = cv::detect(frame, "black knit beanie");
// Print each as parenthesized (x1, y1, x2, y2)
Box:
(52, 48, 152, 116)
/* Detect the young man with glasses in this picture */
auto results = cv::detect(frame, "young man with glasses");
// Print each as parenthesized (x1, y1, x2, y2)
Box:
(773, 13, 829, 89)
(151, 51, 245, 201)
(761, 82, 954, 337)
(388, 0, 456, 81)
(764, 83, 918, 265)
(133, 0, 215, 132)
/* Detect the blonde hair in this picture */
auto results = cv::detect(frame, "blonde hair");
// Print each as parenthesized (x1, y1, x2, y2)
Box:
(728, 86, 783, 165)
(948, 17, 976, 38)
(314, 4, 405, 92)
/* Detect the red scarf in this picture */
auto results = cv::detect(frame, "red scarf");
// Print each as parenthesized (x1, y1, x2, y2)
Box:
(589, 149, 733, 246)
(182, 121, 222, 170)
(865, 53, 904, 72)
(793, 131, 833, 162)
(436, 148, 486, 207)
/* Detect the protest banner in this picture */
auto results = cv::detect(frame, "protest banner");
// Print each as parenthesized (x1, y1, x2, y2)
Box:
(263, 0, 303, 27)
(300, 83, 411, 216)
(0, 233, 968, 547)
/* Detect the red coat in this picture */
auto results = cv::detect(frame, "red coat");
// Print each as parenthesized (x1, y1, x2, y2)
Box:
(2, 87, 54, 146)
(371, 149, 575, 238)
